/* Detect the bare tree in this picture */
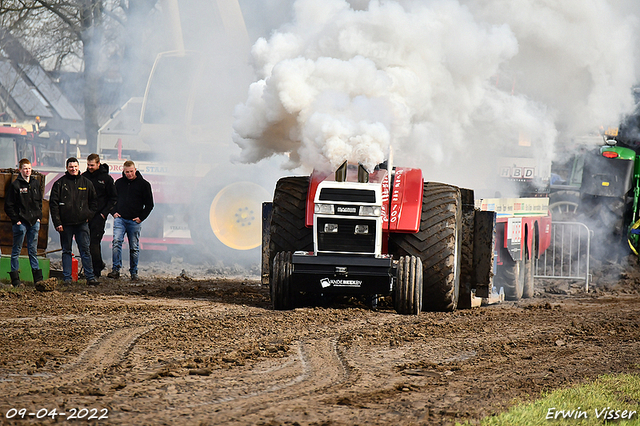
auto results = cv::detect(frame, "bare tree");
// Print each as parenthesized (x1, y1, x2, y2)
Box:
(0, 0, 159, 152)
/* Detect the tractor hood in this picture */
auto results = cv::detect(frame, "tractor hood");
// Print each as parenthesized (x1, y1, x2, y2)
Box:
(306, 163, 423, 233)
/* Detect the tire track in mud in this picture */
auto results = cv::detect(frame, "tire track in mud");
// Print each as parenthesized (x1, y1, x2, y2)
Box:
(110, 335, 352, 423)
(58, 326, 155, 383)
(0, 302, 233, 404)
(216, 336, 350, 403)
(2, 325, 155, 397)
(0, 300, 226, 398)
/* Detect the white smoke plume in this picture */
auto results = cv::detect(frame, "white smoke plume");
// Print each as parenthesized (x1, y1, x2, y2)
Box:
(461, 0, 639, 137)
(232, 0, 639, 193)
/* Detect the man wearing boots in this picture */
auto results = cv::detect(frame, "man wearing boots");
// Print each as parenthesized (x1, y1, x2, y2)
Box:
(82, 154, 117, 278)
(50, 157, 100, 286)
(4, 159, 43, 287)
(107, 160, 154, 281)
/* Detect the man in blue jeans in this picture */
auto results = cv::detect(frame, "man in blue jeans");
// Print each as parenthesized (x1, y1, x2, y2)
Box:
(49, 157, 99, 285)
(107, 160, 154, 281)
(4, 159, 43, 287)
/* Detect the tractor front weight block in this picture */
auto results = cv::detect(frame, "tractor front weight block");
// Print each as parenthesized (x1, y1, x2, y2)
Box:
(290, 253, 396, 295)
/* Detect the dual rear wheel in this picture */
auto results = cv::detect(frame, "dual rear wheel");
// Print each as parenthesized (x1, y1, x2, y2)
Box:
(394, 256, 423, 315)
(390, 182, 463, 312)
(271, 251, 295, 310)
(523, 231, 536, 299)
(496, 230, 537, 301)
(495, 247, 523, 301)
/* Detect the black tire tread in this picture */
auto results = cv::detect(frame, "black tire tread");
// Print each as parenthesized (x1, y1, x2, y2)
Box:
(549, 190, 581, 206)
(390, 182, 462, 312)
(394, 256, 423, 315)
(579, 194, 630, 260)
(496, 246, 523, 301)
(271, 251, 294, 310)
(269, 177, 313, 283)
(523, 230, 536, 299)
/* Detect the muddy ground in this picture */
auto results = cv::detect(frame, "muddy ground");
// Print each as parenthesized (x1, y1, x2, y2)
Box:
(0, 255, 639, 426)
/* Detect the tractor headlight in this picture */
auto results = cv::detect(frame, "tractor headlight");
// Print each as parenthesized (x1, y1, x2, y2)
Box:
(359, 206, 381, 216)
(315, 203, 334, 214)
(324, 223, 339, 233)
(354, 224, 369, 234)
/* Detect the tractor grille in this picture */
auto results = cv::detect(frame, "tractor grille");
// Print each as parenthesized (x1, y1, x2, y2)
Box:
(319, 188, 376, 203)
(317, 217, 376, 254)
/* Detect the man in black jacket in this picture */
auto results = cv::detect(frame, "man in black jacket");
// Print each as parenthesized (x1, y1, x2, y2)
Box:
(107, 160, 154, 281)
(82, 153, 117, 278)
(50, 157, 100, 285)
(4, 158, 43, 287)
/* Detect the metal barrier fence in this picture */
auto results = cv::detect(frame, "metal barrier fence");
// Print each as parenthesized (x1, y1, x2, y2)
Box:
(534, 221, 592, 291)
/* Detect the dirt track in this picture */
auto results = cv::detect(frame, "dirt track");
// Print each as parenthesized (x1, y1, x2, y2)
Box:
(0, 259, 639, 425)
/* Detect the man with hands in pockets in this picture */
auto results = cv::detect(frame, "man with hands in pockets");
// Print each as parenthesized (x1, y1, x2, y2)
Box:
(4, 158, 43, 287)
(107, 160, 154, 281)
(82, 153, 117, 278)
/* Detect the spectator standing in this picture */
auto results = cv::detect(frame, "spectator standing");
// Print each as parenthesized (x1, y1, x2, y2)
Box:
(4, 159, 43, 287)
(50, 157, 100, 285)
(107, 160, 154, 281)
(82, 154, 117, 277)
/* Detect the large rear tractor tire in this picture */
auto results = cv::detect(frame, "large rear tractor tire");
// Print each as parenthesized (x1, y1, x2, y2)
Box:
(549, 201, 580, 222)
(523, 230, 537, 299)
(496, 247, 524, 301)
(550, 189, 581, 205)
(271, 251, 296, 310)
(189, 175, 269, 267)
(269, 177, 313, 284)
(208, 182, 269, 251)
(268, 176, 313, 309)
(394, 256, 423, 315)
(390, 182, 462, 312)
(549, 190, 580, 221)
(579, 194, 630, 260)
(458, 195, 475, 309)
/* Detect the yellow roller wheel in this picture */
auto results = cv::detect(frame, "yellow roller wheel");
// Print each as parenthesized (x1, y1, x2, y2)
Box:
(209, 182, 270, 250)
(628, 218, 640, 256)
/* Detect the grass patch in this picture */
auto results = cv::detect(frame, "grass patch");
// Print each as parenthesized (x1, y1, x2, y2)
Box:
(0, 280, 20, 292)
(463, 374, 640, 425)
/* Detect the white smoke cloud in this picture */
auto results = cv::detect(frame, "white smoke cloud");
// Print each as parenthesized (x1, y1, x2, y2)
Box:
(232, 0, 638, 192)
(461, 0, 639, 136)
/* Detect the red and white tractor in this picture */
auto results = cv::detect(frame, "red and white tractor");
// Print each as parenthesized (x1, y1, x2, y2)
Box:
(262, 161, 497, 315)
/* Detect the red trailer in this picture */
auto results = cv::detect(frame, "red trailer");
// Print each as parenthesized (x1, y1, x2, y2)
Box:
(477, 197, 552, 300)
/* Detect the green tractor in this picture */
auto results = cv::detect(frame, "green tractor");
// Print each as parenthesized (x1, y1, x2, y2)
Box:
(577, 128, 640, 257)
